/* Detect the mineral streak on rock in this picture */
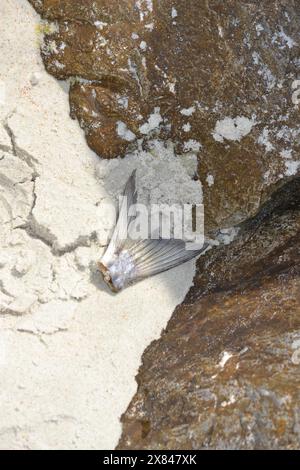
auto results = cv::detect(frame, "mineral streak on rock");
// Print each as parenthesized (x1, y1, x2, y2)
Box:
(118, 178, 300, 449)
(29, 0, 300, 230)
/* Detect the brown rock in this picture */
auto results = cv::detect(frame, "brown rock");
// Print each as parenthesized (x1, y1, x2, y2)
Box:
(29, 0, 300, 230)
(118, 178, 300, 449)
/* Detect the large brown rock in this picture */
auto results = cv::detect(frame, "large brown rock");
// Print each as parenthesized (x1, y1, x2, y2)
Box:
(29, 0, 300, 230)
(118, 178, 300, 450)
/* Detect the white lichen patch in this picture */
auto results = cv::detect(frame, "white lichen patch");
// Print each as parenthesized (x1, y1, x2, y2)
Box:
(212, 116, 256, 143)
(252, 52, 276, 90)
(139, 107, 163, 134)
(285, 160, 300, 176)
(136, 0, 153, 21)
(168, 80, 176, 94)
(255, 23, 264, 36)
(206, 174, 214, 187)
(180, 106, 196, 116)
(183, 139, 201, 152)
(144, 22, 154, 31)
(116, 120, 136, 142)
(217, 227, 240, 245)
(171, 7, 178, 18)
(145, 0, 153, 12)
(219, 351, 233, 368)
(52, 60, 65, 70)
(280, 149, 293, 159)
(94, 20, 108, 30)
(139, 40, 147, 51)
(182, 123, 191, 132)
(291, 338, 300, 365)
(272, 27, 297, 49)
(218, 25, 224, 37)
(117, 96, 129, 109)
(257, 128, 275, 152)
(291, 349, 300, 365)
(221, 393, 236, 407)
(276, 126, 300, 142)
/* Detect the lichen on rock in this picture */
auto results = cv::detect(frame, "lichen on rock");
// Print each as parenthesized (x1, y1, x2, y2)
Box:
(29, 0, 300, 231)
(118, 178, 300, 450)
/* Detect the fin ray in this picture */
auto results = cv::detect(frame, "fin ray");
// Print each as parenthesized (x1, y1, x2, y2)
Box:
(123, 238, 208, 280)
(101, 170, 137, 264)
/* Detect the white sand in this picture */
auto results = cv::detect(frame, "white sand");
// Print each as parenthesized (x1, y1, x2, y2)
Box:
(0, 0, 202, 449)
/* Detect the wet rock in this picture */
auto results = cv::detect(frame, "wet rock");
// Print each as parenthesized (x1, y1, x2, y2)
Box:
(29, 0, 300, 229)
(118, 178, 300, 449)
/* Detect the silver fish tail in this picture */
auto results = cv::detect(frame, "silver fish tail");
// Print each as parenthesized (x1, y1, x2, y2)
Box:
(99, 171, 208, 292)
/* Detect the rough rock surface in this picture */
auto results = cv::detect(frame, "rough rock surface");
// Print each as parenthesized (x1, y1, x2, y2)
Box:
(0, 0, 202, 449)
(118, 178, 300, 450)
(29, 0, 300, 229)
